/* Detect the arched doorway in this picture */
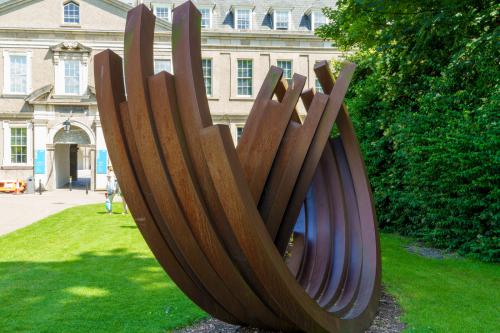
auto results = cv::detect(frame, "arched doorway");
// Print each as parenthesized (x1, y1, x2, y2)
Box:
(51, 124, 94, 189)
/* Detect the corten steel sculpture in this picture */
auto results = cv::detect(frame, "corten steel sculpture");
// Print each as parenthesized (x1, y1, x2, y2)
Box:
(94, 2, 381, 332)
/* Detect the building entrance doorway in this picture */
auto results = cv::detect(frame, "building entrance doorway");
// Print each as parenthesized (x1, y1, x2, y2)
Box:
(70, 144, 78, 181)
(52, 126, 93, 189)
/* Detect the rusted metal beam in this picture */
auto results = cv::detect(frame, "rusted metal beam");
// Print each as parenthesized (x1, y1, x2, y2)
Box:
(94, 2, 381, 332)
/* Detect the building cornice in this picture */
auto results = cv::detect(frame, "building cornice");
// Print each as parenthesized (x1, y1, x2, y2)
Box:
(0, 39, 337, 53)
(0, 0, 171, 29)
(0, 0, 32, 13)
(0, 112, 33, 120)
(0, 27, 327, 41)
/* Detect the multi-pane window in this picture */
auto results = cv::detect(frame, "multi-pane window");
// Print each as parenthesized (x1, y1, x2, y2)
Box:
(202, 59, 212, 96)
(10, 128, 27, 164)
(63, 2, 80, 24)
(236, 126, 244, 144)
(9, 55, 27, 94)
(274, 10, 290, 30)
(315, 78, 323, 93)
(154, 6, 170, 21)
(64, 60, 80, 94)
(237, 59, 252, 96)
(312, 11, 327, 31)
(235, 9, 251, 30)
(200, 8, 211, 28)
(277, 60, 293, 86)
(154, 59, 171, 74)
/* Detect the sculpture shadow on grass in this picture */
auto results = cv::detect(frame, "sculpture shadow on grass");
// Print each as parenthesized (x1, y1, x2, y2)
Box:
(0, 249, 206, 332)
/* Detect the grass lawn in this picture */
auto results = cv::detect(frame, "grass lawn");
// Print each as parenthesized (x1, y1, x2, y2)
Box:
(0, 204, 206, 333)
(0, 204, 498, 332)
(382, 235, 499, 333)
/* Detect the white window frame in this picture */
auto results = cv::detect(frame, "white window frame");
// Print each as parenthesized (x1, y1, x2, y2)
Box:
(235, 125, 244, 145)
(273, 9, 291, 30)
(311, 10, 328, 32)
(2, 121, 33, 167)
(229, 123, 245, 146)
(152, 4, 172, 22)
(202, 58, 213, 97)
(2, 51, 32, 96)
(154, 59, 172, 74)
(54, 56, 87, 96)
(63, 59, 80, 95)
(277, 60, 293, 86)
(62, 1, 80, 25)
(236, 59, 253, 97)
(199, 6, 212, 29)
(234, 7, 252, 30)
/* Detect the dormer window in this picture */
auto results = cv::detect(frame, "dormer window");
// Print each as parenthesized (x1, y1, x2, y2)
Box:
(234, 8, 252, 30)
(273, 9, 291, 30)
(63, 1, 80, 24)
(311, 10, 327, 31)
(153, 5, 171, 22)
(199, 7, 212, 29)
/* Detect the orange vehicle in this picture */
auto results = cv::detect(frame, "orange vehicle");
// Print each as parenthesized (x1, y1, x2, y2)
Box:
(0, 179, 26, 193)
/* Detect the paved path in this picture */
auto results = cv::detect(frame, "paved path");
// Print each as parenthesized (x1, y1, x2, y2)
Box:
(0, 189, 106, 236)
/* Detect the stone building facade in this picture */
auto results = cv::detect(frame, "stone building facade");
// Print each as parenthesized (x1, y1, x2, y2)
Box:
(0, 0, 340, 191)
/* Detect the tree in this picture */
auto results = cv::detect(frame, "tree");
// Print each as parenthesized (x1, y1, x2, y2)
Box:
(318, 0, 499, 261)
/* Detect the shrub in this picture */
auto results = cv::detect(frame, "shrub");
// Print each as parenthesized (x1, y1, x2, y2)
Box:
(319, 0, 499, 261)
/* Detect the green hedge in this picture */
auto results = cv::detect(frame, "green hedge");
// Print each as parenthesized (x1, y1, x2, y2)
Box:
(319, 0, 499, 261)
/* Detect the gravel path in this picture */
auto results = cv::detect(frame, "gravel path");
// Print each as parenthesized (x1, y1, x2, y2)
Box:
(175, 288, 405, 333)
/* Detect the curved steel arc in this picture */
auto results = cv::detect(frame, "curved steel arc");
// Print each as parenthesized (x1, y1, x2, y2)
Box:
(170, 2, 296, 328)
(147, 72, 292, 330)
(93, 51, 236, 323)
(94, 2, 381, 332)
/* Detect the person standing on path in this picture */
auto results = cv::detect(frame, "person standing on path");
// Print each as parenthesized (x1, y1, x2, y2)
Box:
(105, 166, 117, 214)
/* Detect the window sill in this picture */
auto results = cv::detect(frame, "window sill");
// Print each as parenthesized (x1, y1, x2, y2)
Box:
(230, 96, 254, 101)
(60, 24, 81, 28)
(207, 96, 219, 101)
(1, 165, 33, 170)
(52, 94, 88, 99)
(2, 93, 28, 99)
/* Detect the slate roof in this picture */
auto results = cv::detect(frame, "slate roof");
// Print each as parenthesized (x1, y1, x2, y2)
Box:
(142, 0, 332, 32)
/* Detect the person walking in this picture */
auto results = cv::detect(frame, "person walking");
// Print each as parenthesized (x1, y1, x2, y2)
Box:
(105, 166, 117, 214)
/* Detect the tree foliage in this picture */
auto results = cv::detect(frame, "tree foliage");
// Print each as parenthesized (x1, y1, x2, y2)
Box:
(318, 0, 499, 261)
